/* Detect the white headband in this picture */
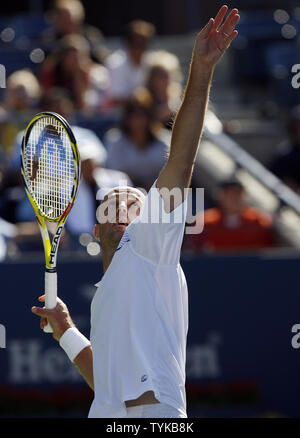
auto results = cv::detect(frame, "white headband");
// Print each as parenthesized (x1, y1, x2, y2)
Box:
(99, 186, 146, 203)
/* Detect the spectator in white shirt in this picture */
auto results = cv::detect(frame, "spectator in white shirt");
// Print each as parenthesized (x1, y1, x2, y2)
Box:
(105, 20, 155, 109)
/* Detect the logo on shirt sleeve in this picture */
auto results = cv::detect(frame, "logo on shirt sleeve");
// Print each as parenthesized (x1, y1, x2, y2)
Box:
(141, 374, 148, 382)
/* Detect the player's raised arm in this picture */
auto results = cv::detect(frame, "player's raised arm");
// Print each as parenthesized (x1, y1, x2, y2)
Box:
(157, 5, 240, 204)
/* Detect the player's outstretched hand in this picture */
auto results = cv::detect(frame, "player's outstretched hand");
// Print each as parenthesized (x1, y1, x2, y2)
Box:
(193, 5, 240, 69)
(31, 295, 75, 341)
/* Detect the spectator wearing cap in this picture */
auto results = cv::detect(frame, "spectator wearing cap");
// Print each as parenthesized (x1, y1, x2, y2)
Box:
(105, 20, 155, 108)
(271, 105, 300, 194)
(104, 88, 169, 191)
(183, 179, 276, 253)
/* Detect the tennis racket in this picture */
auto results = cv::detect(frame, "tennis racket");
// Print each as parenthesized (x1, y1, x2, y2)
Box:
(21, 112, 81, 333)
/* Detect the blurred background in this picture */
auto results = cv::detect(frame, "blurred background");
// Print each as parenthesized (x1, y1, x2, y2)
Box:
(1, 0, 300, 418)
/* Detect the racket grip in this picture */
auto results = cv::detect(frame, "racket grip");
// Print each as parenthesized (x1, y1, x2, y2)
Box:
(43, 271, 57, 333)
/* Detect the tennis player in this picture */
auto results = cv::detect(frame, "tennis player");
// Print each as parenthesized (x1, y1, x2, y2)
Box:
(32, 5, 240, 418)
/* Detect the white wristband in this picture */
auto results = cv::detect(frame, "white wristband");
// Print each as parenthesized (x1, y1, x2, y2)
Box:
(59, 327, 91, 362)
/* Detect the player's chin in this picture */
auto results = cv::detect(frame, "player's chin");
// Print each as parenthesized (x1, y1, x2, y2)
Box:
(111, 224, 126, 239)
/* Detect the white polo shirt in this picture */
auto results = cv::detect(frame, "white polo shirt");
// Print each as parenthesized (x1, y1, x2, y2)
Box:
(88, 181, 188, 418)
(105, 49, 149, 99)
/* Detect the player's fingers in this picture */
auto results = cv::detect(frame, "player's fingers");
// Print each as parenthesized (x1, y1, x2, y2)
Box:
(38, 295, 45, 302)
(226, 30, 238, 48)
(31, 306, 51, 317)
(219, 10, 240, 36)
(213, 5, 229, 30)
(198, 18, 214, 39)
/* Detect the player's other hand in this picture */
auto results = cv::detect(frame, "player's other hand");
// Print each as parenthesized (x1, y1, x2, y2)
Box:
(31, 295, 75, 341)
(193, 5, 240, 69)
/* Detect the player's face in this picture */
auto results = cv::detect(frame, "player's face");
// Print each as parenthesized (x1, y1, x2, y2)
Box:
(95, 191, 142, 247)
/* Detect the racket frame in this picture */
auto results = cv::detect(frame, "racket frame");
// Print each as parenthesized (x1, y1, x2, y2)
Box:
(21, 112, 81, 332)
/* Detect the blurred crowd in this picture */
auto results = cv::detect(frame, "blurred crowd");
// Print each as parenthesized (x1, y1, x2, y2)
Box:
(0, 0, 294, 260)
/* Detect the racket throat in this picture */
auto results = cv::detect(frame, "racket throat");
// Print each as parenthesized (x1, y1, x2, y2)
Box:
(47, 224, 64, 268)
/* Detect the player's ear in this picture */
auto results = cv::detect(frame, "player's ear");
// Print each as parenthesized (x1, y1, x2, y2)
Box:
(94, 224, 100, 240)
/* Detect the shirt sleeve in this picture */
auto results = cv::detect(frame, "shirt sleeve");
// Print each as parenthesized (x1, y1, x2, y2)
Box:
(126, 180, 187, 265)
(108, 67, 129, 98)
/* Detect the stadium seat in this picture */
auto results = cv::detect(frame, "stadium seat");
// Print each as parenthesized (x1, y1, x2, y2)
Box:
(0, 49, 39, 76)
(0, 13, 47, 41)
(232, 12, 286, 83)
(265, 43, 300, 106)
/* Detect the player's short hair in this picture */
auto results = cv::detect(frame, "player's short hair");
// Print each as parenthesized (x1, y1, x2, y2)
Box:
(96, 186, 146, 225)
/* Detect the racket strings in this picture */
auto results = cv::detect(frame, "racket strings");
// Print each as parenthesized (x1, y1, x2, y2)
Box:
(24, 117, 75, 219)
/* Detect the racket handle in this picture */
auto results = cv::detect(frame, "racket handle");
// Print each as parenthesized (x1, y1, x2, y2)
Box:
(43, 271, 57, 333)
